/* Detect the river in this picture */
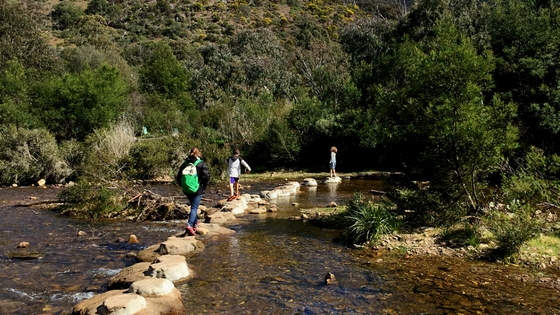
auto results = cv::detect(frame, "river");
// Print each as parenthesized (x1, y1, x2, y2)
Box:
(0, 178, 559, 314)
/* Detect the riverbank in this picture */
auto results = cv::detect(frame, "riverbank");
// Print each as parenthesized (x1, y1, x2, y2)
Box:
(300, 204, 560, 289)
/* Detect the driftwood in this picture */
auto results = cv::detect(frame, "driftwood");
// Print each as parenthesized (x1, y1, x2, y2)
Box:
(370, 189, 387, 195)
(126, 189, 189, 222)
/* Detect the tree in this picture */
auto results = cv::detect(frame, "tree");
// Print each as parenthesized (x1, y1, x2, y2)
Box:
(295, 39, 354, 108)
(51, 1, 84, 30)
(139, 41, 190, 100)
(0, 59, 39, 129)
(85, 0, 110, 16)
(483, 0, 560, 154)
(376, 20, 517, 214)
(229, 29, 293, 98)
(32, 65, 128, 141)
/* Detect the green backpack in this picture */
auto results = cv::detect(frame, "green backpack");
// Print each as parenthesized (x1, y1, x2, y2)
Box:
(180, 159, 202, 194)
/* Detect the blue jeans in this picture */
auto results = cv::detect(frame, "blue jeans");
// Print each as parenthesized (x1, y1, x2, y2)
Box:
(186, 193, 203, 228)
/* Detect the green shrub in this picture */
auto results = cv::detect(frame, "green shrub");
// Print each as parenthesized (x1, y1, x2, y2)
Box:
(343, 193, 400, 245)
(50, 1, 84, 30)
(501, 146, 560, 208)
(484, 203, 542, 261)
(389, 187, 467, 227)
(0, 127, 71, 185)
(57, 180, 126, 219)
(124, 136, 188, 180)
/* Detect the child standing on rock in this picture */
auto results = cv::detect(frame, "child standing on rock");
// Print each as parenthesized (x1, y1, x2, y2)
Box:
(330, 146, 337, 177)
(225, 148, 251, 201)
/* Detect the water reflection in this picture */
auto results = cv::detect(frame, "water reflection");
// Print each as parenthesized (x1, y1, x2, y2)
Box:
(327, 182, 339, 199)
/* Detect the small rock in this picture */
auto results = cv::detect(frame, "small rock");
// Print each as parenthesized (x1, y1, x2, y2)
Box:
(328, 202, 337, 207)
(12, 184, 17, 187)
(324, 272, 336, 285)
(301, 214, 309, 219)
(17, 242, 30, 249)
(292, 202, 299, 207)
(128, 234, 139, 244)
(37, 179, 46, 186)
(125, 252, 137, 258)
(196, 227, 209, 235)
(30, 196, 38, 200)
(77, 231, 87, 237)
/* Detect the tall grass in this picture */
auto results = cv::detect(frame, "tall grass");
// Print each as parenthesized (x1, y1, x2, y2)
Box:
(343, 193, 400, 245)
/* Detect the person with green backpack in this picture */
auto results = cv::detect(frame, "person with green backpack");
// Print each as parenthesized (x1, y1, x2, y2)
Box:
(176, 146, 210, 236)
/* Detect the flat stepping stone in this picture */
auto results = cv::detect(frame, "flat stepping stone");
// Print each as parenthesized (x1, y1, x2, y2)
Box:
(146, 255, 190, 282)
(128, 278, 175, 295)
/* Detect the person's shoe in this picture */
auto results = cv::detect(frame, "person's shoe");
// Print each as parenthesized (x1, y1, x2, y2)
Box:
(185, 225, 196, 236)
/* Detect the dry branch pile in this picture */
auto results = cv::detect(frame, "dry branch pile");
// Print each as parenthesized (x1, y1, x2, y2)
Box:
(127, 189, 190, 222)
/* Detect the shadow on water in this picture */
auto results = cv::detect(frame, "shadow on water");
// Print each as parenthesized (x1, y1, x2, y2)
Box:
(0, 179, 559, 314)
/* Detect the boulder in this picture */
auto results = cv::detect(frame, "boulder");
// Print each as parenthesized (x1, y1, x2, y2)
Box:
(260, 190, 278, 199)
(286, 181, 300, 189)
(278, 183, 298, 194)
(324, 176, 342, 184)
(223, 197, 247, 214)
(206, 212, 228, 224)
(128, 278, 175, 296)
(274, 189, 291, 198)
(302, 178, 317, 186)
(17, 242, 29, 248)
(156, 236, 205, 256)
(72, 287, 184, 315)
(145, 255, 190, 282)
(249, 207, 267, 214)
(197, 223, 236, 236)
(98, 293, 147, 315)
(142, 288, 184, 315)
(136, 237, 205, 262)
(108, 262, 152, 290)
(72, 289, 127, 315)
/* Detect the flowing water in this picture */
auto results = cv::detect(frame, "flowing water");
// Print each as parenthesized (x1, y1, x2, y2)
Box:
(0, 179, 559, 315)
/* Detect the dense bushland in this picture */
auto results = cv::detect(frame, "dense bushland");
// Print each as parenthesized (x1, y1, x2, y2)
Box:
(1, 0, 560, 260)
